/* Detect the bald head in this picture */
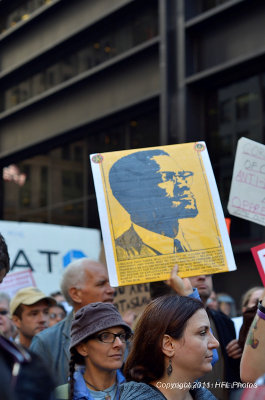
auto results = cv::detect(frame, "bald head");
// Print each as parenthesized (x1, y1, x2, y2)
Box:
(60, 259, 115, 311)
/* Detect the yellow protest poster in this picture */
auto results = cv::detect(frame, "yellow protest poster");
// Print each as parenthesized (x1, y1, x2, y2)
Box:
(90, 142, 236, 286)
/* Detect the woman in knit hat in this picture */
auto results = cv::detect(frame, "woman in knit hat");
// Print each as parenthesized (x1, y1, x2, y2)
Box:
(55, 302, 132, 400)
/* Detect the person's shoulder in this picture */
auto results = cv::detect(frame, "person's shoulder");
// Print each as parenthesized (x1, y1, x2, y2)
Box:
(120, 382, 165, 400)
(55, 383, 69, 400)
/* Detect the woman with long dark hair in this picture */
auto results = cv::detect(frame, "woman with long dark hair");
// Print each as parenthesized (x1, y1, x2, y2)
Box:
(120, 295, 219, 400)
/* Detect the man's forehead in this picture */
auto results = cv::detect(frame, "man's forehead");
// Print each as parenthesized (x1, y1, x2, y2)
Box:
(152, 155, 182, 172)
(84, 265, 108, 279)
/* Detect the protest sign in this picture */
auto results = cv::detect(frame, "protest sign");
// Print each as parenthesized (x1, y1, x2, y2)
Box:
(90, 142, 236, 286)
(251, 243, 265, 286)
(114, 283, 150, 316)
(228, 137, 265, 226)
(0, 221, 101, 295)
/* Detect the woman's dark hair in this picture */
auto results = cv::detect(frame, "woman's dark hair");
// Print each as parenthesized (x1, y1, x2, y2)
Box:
(68, 340, 93, 400)
(69, 349, 83, 400)
(124, 295, 204, 383)
(0, 233, 10, 276)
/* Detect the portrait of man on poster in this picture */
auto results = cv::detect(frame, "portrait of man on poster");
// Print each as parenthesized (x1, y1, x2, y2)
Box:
(109, 149, 199, 260)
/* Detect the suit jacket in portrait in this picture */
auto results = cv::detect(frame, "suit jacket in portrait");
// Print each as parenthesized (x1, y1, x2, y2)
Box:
(115, 224, 187, 260)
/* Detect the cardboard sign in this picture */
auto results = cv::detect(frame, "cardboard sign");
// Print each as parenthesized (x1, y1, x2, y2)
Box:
(0, 221, 101, 295)
(228, 137, 265, 226)
(251, 243, 265, 286)
(114, 283, 150, 316)
(90, 142, 236, 286)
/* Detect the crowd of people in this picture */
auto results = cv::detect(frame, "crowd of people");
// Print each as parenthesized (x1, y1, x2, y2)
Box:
(1, 232, 265, 400)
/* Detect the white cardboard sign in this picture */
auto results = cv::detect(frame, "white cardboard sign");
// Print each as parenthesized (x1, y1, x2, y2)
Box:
(228, 137, 265, 226)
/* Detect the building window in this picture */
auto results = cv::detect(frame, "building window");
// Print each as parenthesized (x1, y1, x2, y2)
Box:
(0, 0, 53, 35)
(186, 0, 231, 19)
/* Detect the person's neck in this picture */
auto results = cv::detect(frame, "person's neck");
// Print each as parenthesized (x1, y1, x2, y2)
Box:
(19, 333, 31, 348)
(83, 368, 117, 391)
(151, 374, 193, 400)
(200, 296, 208, 307)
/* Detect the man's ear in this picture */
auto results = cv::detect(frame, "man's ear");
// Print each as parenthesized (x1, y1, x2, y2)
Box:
(12, 315, 22, 329)
(76, 342, 88, 357)
(68, 287, 82, 304)
(161, 334, 175, 358)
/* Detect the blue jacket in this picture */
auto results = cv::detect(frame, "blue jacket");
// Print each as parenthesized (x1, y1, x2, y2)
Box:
(73, 368, 124, 400)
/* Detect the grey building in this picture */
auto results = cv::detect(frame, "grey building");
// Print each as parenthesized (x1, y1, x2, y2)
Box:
(0, 0, 264, 303)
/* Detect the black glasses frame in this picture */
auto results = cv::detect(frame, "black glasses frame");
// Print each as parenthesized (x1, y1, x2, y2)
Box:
(93, 331, 133, 343)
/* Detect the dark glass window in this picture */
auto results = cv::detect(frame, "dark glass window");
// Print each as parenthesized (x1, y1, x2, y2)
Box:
(220, 99, 232, 124)
(236, 93, 249, 120)
(186, 0, 231, 19)
(201, 0, 229, 12)
(19, 165, 31, 208)
(0, 0, 53, 35)
(40, 166, 48, 207)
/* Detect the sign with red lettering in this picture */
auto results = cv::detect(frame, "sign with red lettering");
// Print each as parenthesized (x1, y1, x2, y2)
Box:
(251, 243, 265, 286)
(228, 137, 265, 226)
